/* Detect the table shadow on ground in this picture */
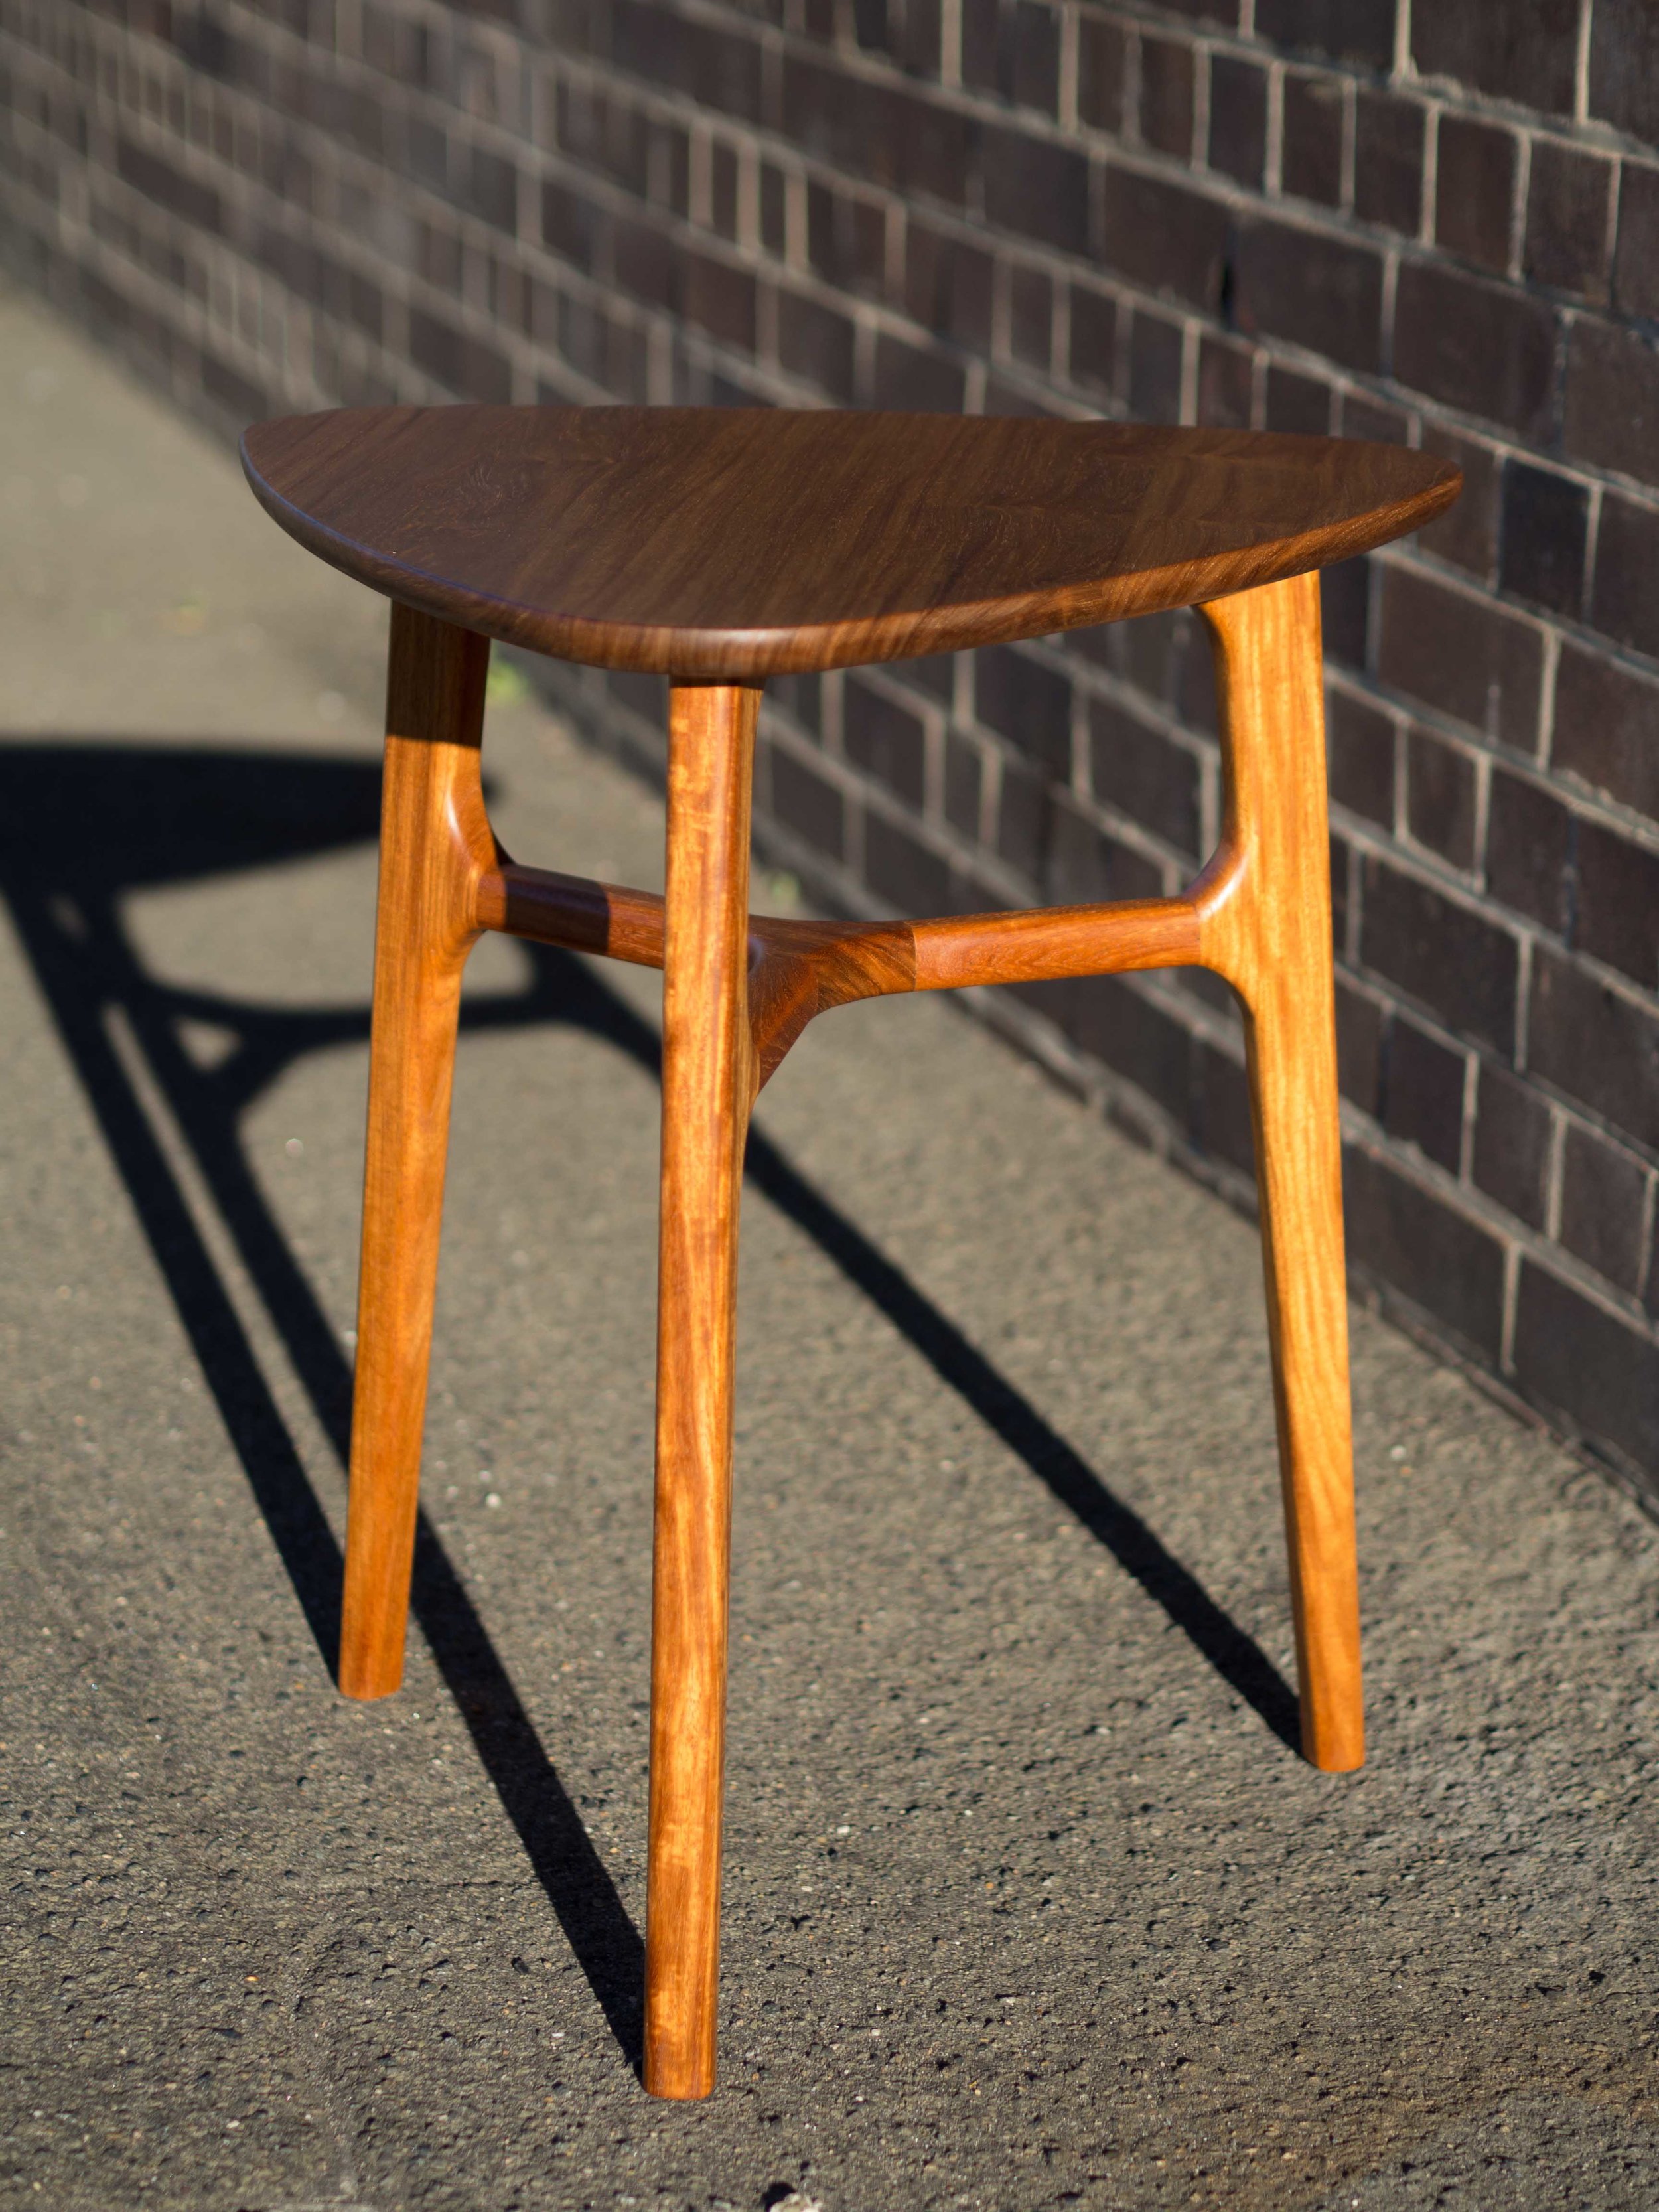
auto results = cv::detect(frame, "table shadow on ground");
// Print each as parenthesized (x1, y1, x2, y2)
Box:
(0, 738, 1301, 2072)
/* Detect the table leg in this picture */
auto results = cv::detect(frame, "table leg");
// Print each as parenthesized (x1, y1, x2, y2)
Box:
(644, 682, 759, 2098)
(339, 606, 493, 1701)
(1200, 575, 1364, 1773)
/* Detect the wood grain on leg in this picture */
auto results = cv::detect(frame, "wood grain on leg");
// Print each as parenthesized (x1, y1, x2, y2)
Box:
(339, 605, 494, 1702)
(1197, 573, 1363, 1773)
(644, 682, 760, 2099)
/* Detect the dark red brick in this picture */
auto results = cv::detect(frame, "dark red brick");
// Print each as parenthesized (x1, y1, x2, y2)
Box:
(682, 249, 755, 348)
(1575, 822, 1659, 990)
(904, 222, 993, 348)
(1353, 91, 1423, 236)
(1139, 35, 1194, 160)
(1281, 70, 1344, 208)
(1563, 321, 1659, 490)
(1513, 1262, 1659, 1473)
(1012, 0, 1060, 115)
(201, 348, 268, 424)
(1499, 460, 1589, 618)
(899, 0, 944, 74)
(408, 306, 512, 400)
(784, 57, 969, 207)
(1088, 700, 1202, 855)
(1589, 493, 1659, 662)
(1321, 556, 1370, 671)
(711, 139, 739, 240)
(945, 730, 982, 839)
(1528, 947, 1659, 1150)
(768, 744, 845, 859)
(1232, 215, 1382, 374)
(1098, 165, 1228, 313)
(615, 0, 762, 119)
(1551, 639, 1659, 820)
(896, 654, 958, 707)
(770, 672, 822, 739)
(465, 143, 518, 232)
(116, 134, 222, 230)
(1343, 1145, 1506, 1360)
(777, 287, 856, 400)
(419, 218, 465, 293)
(1524, 139, 1613, 302)
(997, 753, 1050, 877)
(1405, 726, 1477, 869)
(1376, 566, 1543, 749)
(1382, 1013, 1467, 1173)
(1335, 976, 1384, 1112)
(1415, 3, 1578, 115)
(1473, 1061, 1552, 1230)
(1559, 1122, 1648, 1294)
(865, 812, 952, 914)
(975, 645, 1072, 775)
(1068, 282, 1118, 397)
(1196, 334, 1252, 429)
(961, 0, 1003, 96)
(1264, 364, 1332, 433)
(982, 125, 1089, 256)
(1614, 164, 1659, 321)
(1112, 607, 1185, 707)
(1128, 308, 1183, 424)
(760, 161, 786, 254)
(1360, 857, 1520, 1051)
(1010, 262, 1052, 368)
(612, 214, 675, 310)
(1331, 828, 1352, 948)
(873, 331, 964, 411)
(1045, 798, 1164, 905)
(1256, 0, 1395, 69)
(1434, 116, 1516, 275)
(844, 677, 928, 808)
(1327, 688, 1396, 826)
(808, 181, 885, 299)
(1077, 15, 1126, 133)
(1050, 974, 1194, 1122)
(1208, 54, 1267, 189)
(1177, 620, 1220, 735)
(1487, 767, 1573, 938)
(540, 178, 597, 275)
(1340, 392, 1411, 444)
(1393, 261, 1555, 441)
(1589, 0, 1659, 148)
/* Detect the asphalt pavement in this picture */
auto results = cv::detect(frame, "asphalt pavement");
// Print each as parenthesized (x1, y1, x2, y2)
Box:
(1, 281, 1657, 2212)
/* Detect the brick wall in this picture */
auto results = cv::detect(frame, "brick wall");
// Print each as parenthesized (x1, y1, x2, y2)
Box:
(6, 0, 1659, 1503)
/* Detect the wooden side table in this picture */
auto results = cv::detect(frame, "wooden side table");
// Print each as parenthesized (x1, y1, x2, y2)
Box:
(242, 407, 1457, 2098)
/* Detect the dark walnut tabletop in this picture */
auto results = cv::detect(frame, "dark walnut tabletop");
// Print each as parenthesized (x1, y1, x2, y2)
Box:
(241, 406, 1459, 681)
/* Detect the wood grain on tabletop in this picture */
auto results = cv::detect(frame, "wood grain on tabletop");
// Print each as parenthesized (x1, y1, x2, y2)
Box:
(242, 406, 1459, 678)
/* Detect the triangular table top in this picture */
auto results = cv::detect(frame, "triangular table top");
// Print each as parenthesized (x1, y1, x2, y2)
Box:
(242, 406, 1459, 680)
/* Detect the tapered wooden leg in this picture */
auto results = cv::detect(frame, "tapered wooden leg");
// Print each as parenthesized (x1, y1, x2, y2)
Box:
(1199, 575, 1363, 1772)
(644, 683, 759, 2099)
(338, 606, 494, 1701)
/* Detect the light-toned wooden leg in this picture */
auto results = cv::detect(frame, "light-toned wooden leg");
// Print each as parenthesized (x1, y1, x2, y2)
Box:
(338, 605, 494, 1701)
(644, 682, 759, 2099)
(1198, 573, 1363, 1773)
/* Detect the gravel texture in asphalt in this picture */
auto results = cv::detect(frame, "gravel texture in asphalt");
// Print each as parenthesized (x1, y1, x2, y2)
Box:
(1, 285, 1657, 2212)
